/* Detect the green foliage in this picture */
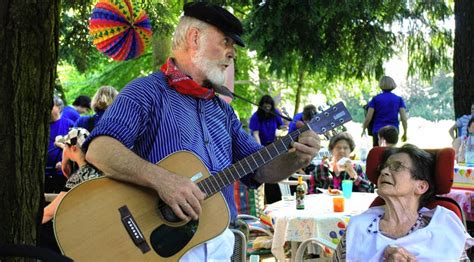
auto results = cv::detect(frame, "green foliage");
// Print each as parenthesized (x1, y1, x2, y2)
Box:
(57, 0, 454, 122)
(60, 52, 153, 104)
(245, 0, 452, 83)
(402, 72, 454, 121)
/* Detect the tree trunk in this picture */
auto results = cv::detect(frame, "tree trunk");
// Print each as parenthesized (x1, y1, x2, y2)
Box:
(453, 0, 474, 118)
(0, 0, 60, 248)
(293, 65, 305, 116)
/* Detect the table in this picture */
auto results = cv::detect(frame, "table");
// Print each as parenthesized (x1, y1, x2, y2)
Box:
(262, 192, 377, 261)
(453, 165, 474, 190)
(442, 188, 474, 221)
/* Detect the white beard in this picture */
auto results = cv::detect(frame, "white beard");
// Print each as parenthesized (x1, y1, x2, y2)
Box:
(192, 39, 227, 87)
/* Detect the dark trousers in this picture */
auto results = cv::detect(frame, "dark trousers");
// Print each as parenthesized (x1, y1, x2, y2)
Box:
(39, 221, 61, 254)
(264, 183, 282, 204)
(372, 135, 379, 147)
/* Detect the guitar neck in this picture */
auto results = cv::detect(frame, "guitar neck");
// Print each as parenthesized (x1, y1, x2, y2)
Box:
(196, 101, 351, 199)
(197, 126, 310, 198)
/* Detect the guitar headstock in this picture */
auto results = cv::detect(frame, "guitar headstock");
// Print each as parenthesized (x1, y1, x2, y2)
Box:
(307, 102, 352, 135)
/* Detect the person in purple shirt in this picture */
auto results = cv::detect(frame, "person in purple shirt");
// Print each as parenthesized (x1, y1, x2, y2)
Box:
(82, 2, 321, 261)
(249, 95, 288, 204)
(362, 76, 408, 146)
(249, 95, 286, 146)
(288, 112, 303, 133)
(61, 95, 91, 123)
(46, 96, 73, 193)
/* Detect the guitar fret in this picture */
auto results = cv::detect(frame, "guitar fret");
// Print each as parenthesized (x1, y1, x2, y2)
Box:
(275, 140, 287, 153)
(243, 158, 254, 173)
(220, 171, 232, 185)
(199, 180, 212, 196)
(209, 175, 220, 193)
(215, 172, 226, 187)
(250, 154, 259, 168)
(270, 143, 279, 158)
(263, 147, 272, 163)
(231, 165, 242, 179)
(279, 139, 288, 151)
(205, 177, 217, 194)
(238, 161, 249, 174)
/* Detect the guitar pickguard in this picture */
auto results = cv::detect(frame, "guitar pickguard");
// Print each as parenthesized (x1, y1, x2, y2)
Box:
(150, 220, 199, 257)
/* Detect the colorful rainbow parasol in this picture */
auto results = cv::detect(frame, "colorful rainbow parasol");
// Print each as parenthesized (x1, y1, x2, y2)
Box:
(89, 0, 153, 61)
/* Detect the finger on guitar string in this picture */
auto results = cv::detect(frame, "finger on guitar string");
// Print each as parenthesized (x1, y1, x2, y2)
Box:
(170, 203, 191, 221)
(182, 197, 200, 220)
(292, 131, 321, 164)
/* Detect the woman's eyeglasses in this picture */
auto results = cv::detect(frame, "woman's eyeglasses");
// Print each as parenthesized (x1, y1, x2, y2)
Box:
(378, 161, 411, 173)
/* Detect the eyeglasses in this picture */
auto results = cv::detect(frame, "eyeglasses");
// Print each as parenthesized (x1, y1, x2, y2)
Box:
(378, 161, 411, 173)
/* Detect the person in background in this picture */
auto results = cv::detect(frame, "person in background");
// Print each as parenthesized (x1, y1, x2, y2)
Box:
(40, 127, 102, 253)
(308, 132, 372, 193)
(61, 95, 91, 123)
(249, 94, 286, 146)
(454, 117, 474, 163)
(249, 94, 288, 204)
(334, 144, 473, 261)
(361, 76, 408, 147)
(377, 125, 399, 147)
(75, 86, 118, 132)
(43, 127, 102, 224)
(46, 96, 73, 193)
(83, 2, 320, 261)
(449, 102, 474, 141)
(288, 104, 317, 133)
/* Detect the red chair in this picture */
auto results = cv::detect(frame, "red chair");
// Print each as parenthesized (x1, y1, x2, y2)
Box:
(366, 147, 465, 224)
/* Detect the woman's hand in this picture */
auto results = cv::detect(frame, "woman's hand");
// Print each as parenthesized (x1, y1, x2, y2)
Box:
(383, 245, 417, 262)
(343, 159, 358, 180)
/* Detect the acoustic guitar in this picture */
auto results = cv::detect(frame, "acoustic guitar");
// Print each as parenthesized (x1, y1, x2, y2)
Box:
(53, 102, 352, 261)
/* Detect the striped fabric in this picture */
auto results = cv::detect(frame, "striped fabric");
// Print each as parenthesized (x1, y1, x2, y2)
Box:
(83, 71, 263, 218)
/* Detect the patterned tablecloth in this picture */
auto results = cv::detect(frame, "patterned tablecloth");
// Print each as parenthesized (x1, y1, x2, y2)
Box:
(453, 165, 474, 190)
(263, 192, 377, 261)
(443, 188, 474, 221)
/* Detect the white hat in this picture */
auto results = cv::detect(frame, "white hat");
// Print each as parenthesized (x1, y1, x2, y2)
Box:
(55, 127, 90, 148)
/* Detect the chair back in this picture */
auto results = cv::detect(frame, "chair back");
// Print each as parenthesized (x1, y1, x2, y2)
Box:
(365, 147, 464, 221)
(230, 229, 246, 262)
(277, 179, 308, 198)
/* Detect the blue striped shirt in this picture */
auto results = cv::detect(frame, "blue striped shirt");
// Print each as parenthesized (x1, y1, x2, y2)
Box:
(83, 71, 263, 219)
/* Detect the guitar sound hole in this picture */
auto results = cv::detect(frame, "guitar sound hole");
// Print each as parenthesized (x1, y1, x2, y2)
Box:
(159, 203, 182, 223)
(150, 220, 199, 257)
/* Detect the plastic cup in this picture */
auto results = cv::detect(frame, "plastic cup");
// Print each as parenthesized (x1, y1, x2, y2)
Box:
(333, 197, 344, 212)
(342, 180, 353, 199)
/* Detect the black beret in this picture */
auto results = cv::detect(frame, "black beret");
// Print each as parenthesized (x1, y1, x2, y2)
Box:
(184, 2, 245, 47)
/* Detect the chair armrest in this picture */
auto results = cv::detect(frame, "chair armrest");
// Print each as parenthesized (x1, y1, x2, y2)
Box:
(295, 237, 337, 261)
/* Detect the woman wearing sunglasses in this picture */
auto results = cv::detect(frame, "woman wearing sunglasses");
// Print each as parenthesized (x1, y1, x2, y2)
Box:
(333, 144, 472, 261)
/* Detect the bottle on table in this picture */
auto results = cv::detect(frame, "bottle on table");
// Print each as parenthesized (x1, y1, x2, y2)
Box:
(296, 175, 305, 210)
(465, 132, 474, 167)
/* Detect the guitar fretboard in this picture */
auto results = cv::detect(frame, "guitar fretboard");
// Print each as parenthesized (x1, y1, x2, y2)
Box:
(196, 125, 310, 198)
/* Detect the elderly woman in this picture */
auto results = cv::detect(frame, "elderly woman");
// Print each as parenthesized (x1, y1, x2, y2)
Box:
(308, 132, 372, 193)
(334, 144, 473, 261)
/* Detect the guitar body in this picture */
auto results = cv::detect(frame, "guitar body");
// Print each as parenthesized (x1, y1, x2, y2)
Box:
(54, 151, 230, 261)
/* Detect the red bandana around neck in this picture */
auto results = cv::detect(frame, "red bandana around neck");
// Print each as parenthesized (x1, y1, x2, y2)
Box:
(160, 58, 215, 100)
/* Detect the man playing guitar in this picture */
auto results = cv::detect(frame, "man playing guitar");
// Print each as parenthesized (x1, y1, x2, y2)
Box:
(83, 2, 320, 261)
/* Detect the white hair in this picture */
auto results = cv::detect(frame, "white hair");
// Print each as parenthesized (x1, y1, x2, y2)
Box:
(172, 16, 210, 51)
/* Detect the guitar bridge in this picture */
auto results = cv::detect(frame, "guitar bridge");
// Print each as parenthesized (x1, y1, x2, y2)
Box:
(119, 205, 150, 254)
